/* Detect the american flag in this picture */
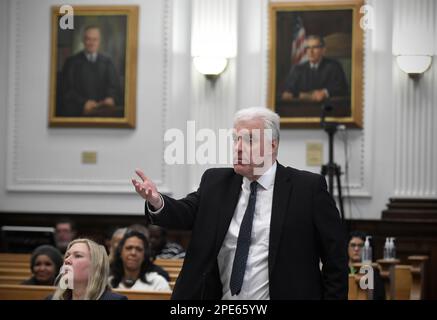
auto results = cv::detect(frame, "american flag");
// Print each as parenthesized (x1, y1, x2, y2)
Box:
(290, 16, 307, 66)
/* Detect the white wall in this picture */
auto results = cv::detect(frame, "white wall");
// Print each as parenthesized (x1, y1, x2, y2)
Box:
(0, 0, 191, 214)
(1, 0, 436, 219)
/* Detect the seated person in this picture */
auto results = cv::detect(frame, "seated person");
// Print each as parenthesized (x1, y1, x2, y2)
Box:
(109, 226, 169, 281)
(149, 225, 185, 259)
(51, 238, 127, 300)
(22, 245, 63, 286)
(109, 230, 171, 291)
(126, 223, 170, 280)
(348, 231, 385, 300)
(281, 35, 349, 102)
(54, 218, 77, 254)
(108, 227, 127, 264)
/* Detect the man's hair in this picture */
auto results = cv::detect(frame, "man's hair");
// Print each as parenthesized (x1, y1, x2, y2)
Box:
(82, 25, 101, 37)
(233, 107, 281, 143)
(305, 35, 325, 47)
(55, 218, 76, 231)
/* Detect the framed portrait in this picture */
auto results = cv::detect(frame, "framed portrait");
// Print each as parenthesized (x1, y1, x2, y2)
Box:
(49, 6, 138, 128)
(268, 0, 364, 128)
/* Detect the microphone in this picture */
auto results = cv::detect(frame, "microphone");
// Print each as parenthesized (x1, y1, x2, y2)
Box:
(321, 104, 333, 128)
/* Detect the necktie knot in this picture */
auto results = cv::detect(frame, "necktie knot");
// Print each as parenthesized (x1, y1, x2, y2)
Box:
(250, 181, 258, 194)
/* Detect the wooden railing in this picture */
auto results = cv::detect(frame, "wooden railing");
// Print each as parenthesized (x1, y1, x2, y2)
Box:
(1, 253, 428, 300)
(0, 253, 31, 263)
(0, 253, 181, 290)
(348, 274, 369, 300)
(0, 284, 171, 300)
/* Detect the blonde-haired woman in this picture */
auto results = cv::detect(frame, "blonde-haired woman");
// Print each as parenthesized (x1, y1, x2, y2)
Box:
(51, 238, 127, 300)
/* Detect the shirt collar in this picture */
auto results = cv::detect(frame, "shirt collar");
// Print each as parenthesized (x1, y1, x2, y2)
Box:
(85, 52, 97, 62)
(310, 62, 319, 69)
(310, 58, 323, 69)
(242, 161, 277, 190)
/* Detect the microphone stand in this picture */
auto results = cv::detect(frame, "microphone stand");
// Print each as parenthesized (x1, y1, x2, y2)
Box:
(320, 105, 345, 221)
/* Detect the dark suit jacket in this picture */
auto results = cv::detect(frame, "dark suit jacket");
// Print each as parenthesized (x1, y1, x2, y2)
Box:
(284, 58, 349, 97)
(146, 163, 348, 300)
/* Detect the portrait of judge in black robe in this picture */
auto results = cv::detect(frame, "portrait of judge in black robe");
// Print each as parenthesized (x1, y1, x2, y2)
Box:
(57, 25, 123, 117)
(281, 35, 349, 103)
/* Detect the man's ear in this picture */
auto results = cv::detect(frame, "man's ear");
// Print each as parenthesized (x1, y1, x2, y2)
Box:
(272, 139, 279, 155)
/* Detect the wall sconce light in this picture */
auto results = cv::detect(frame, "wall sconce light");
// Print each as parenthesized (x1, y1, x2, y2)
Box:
(191, 0, 236, 81)
(193, 56, 228, 80)
(396, 55, 433, 78)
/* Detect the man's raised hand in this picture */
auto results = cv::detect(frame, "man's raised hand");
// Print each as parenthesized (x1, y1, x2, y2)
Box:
(131, 169, 163, 209)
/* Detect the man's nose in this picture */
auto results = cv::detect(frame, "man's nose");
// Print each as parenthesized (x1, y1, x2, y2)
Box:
(235, 137, 243, 150)
(129, 248, 140, 254)
(64, 257, 72, 265)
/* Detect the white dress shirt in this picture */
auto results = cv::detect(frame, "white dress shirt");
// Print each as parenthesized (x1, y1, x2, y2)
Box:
(310, 62, 320, 69)
(309, 60, 329, 97)
(86, 52, 97, 62)
(218, 162, 277, 300)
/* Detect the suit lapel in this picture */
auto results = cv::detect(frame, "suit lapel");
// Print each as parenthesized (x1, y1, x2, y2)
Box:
(268, 163, 293, 276)
(214, 173, 243, 254)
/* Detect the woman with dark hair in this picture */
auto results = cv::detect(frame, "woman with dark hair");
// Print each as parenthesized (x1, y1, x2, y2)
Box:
(109, 230, 171, 291)
(347, 230, 367, 270)
(22, 245, 63, 286)
(348, 231, 386, 300)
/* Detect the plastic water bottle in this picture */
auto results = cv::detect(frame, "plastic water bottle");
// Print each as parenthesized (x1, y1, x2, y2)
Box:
(383, 237, 390, 259)
(361, 236, 372, 264)
(390, 237, 396, 259)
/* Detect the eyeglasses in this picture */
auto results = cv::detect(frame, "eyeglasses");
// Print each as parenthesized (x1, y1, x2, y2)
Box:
(232, 134, 255, 145)
(349, 243, 364, 248)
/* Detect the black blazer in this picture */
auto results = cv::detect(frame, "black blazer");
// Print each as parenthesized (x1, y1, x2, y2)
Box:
(147, 163, 348, 300)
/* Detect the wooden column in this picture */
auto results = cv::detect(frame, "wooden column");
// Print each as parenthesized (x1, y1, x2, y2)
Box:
(376, 259, 400, 300)
(408, 255, 429, 300)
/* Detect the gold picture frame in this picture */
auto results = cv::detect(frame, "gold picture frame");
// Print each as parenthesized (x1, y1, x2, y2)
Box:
(49, 6, 138, 128)
(268, 0, 364, 128)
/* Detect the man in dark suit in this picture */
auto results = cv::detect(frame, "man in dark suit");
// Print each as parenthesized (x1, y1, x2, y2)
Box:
(132, 107, 348, 300)
(58, 25, 121, 117)
(281, 35, 349, 102)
